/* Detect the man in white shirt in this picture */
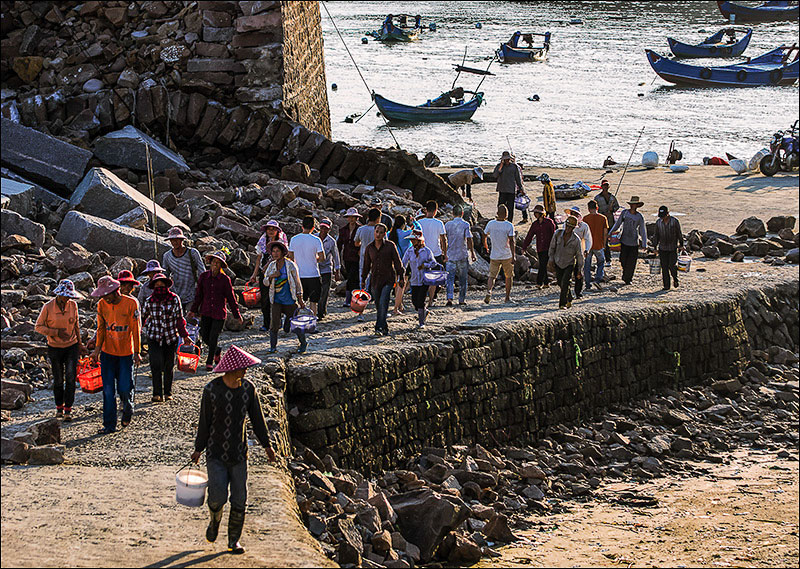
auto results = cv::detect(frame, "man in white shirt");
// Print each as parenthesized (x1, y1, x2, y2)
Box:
(288, 215, 325, 315)
(564, 206, 592, 299)
(483, 205, 516, 304)
(417, 200, 447, 307)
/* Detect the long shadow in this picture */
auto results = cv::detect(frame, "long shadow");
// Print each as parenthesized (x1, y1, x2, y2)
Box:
(725, 172, 799, 192)
(144, 549, 228, 568)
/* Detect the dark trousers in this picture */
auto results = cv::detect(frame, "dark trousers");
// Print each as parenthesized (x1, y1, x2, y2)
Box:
(48, 343, 78, 410)
(371, 283, 392, 333)
(149, 341, 177, 397)
(344, 259, 360, 303)
(270, 302, 306, 349)
(199, 316, 225, 365)
(497, 192, 515, 223)
(258, 268, 271, 328)
(536, 251, 550, 285)
(318, 272, 332, 318)
(659, 249, 679, 289)
(574, 262, 584, 297)
(207, 458, 247, 511)
(555, 264, 575, 307)
(619, 244, 639, 284)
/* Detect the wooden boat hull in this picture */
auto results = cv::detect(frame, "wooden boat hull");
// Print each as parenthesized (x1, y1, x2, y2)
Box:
(717, 1, 798, 22)
(667, 28, 752, 58)
(496, 42, 548, 63)
(373, 93, 483, 122)
(376, 27, 420, 42)
(646, 48, 799, 86)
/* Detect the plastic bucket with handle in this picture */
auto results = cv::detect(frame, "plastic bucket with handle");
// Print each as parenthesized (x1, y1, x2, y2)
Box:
(77, 357, 103, 394)
(176, 342, 200, 373)
(290, 308, 318, 334)
(242, 286, 261, 307)
(648, 257, 661, 274)
(350, 290, 371, 313)
(677, 254, 692, 272)
(175, 463, 208, 507)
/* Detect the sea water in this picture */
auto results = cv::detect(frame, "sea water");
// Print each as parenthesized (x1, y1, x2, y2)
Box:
(322, 1, 800, 167)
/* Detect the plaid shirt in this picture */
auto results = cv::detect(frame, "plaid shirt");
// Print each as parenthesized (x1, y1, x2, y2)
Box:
(142, 292, 187, 345)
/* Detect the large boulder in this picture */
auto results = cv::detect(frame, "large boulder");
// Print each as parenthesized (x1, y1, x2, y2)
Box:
(57, 210, 170, 259)
(69, 168, 187, 232)
(93, 125, 189, 173)
(27, 444, 65, 465)
(1, 177, 35, 217)
(766, 215, 796, 233)
(735, 217, 766, 238)
(1, 437, 30, 464)
(0, 117, 92, 193)
(30, 418, 61, 445)
(389, 488, 470, 562)
(0, 209, 45, 249)
(1, 168, 66, 208)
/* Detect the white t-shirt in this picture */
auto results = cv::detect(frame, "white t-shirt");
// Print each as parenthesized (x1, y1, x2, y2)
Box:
(485, 219, 515, 260)
(418, 217, 446, 257)
(289, 233, 324, 278)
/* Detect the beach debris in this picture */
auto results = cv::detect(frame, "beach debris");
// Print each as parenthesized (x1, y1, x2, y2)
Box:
(729, 159, 748, 174)
(642, 151, 659, 168)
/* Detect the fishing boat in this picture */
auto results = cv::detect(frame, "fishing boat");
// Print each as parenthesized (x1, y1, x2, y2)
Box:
(667, 27, 752, 58)
(496, 31, 551, 63)
(716, 1, 799, 22)
(371, 14, 422, 42)
(372, 91, 484, 122)
(645, 45, 798, 86)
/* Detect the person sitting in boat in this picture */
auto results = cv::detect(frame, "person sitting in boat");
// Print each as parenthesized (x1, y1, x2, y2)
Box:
(381, 14, 395, 35)
(398, 14, 407, 27)
(544, 31, 551, 48)
(725, 28, 736, 44)
(429, 87, 465, 107)
(414, 14, 422, 28)
(522, 33, 534, 47)
(507, 31, 522, 48)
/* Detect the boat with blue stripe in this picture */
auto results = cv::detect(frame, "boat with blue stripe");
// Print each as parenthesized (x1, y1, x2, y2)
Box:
(716, 0, 799, 22)
(668, 27, 753, 58)
(496, 31, 551, 63)
(373, 91, 484, 123)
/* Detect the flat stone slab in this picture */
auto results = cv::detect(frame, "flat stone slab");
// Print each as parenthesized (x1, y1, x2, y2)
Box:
(1, 168, 66, 208)
(1, 177, 35, 217)
(0, 117, 92, 193)
(57, 210, 170, 259)
(70, 168, 188, 232)
(0, 208, 45, 248)
(93, 125, 189, 173)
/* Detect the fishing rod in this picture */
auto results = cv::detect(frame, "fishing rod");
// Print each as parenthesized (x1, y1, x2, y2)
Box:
(451, 46, 468, 89)
(614, 126, 646, 197)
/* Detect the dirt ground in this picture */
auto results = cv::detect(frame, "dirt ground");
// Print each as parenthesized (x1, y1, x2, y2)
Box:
(477, 451, 799, 568)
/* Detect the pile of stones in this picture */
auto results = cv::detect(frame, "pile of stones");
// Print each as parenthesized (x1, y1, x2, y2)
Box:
(685, 215, 799, 265)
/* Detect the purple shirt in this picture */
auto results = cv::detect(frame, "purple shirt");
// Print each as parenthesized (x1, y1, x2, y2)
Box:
(401, 245, 436, 287)
(522, 217, 557, 252)
(190, 270, 241, 321)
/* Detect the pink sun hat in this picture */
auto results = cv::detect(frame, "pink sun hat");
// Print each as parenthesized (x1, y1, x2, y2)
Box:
(90, 275, 121, 297)
(344, 207, 360, 218)
(213, 345, 262, 373)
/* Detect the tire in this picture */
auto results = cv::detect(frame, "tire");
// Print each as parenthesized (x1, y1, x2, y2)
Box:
(759, 154, 780, 177)
(736, 70, 747, 82)
(700, 67, 712, 79)
(769, 69, 783, 84)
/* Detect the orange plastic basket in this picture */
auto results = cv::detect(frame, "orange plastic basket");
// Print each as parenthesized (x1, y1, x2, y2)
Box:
(350, 290, 371, 313)
(177, 343, 200, 373)
(77, 357, 103, 394)
(242, 286, 261, 308)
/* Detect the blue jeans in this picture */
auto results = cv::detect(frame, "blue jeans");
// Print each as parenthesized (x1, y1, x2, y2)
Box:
(446, 258, 469, 303)
(371, 283, 392, 333)
(584, 249, 605, 287)
(207, 457, 248, 511)
(100, 352, 134, 432)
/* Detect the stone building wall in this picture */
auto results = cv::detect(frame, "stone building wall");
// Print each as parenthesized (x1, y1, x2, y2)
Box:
(284, 282, 798, 474)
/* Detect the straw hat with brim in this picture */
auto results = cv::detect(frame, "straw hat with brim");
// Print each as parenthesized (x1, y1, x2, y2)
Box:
(116, 270, 140, 286)
(52, 279, 83, 299)
(564, 206, 581, 218)
(565, 216, 578, 228)
(261, 220, 281, 233)
(205, 251, 228, 267)
(166, 227, 187, 241)
(147, 273, 173, 289)
(532, 204, 545, 213)
(344, 207, 360, 218)
(91, 276, 121, 298)
(141, 260, 164, 275)
(213, 345, 262, 373)
(501, 151, 512, 160)
(627, 196, 644, 206)
(268, 241, 289, 255)
(409, 231, 425, 244)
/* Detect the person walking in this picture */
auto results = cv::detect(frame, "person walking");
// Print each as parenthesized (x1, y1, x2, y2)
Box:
(369, 197, 394, 232)
(402, 231, 436, 328)
(595, 180, 620, 262)
(651, 205, 686, 291)
(187, 251, 243, 371)
(483, 205, 516, 304)
(564, 206, 592, 299)
(35, 279, 86, 421)
(137, 260, 165, 308)
(610, 196, 648, 285)
(288, 216, 325, 317)
(548, 216, 584, 309)
(418, 200, 447, 307)
(246, 220, 288, 332)
(448, 167, 483, 201)
(263, 241, 308, 353)
(337, 208, 362, 308)
(354, 208, 380, 280)
(540, 173, 557, 221)
(444, 204, 476, 306)
(116, 270, 140, 298)
(191, 344, 277, 555)
(362, 224, 404, 336)
(582, 200, 609, 290)
(162, 227, 205, 312)
(493, 151, 524, 223)
(90, 276, 141, 434)
(521, 204, 557, 288)
(316, 218, 341, 320)
(389, 215, 419, 315)
(141, 273, 189, 402)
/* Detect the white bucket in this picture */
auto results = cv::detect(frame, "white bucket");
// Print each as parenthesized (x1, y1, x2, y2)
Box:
(648, 257, 661, 274)
(176, 466, 208, 507)
(749, 148, 770, 172)
(677, 255, 692, 272)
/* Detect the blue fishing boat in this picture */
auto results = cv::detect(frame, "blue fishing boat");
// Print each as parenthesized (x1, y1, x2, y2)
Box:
(496, 31, 551, 63)
(372, 91, 484, 122)
(716, 1, 798, 22)
(370, 13, 422, 42)
(646, 45, 799, 86)
(667, 27, 752, 58)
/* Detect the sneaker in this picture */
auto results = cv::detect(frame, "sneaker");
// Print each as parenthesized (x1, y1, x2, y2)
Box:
(445, 300, 453, 307)
(374, 330, 383, 337)
(63, 411, 72, 422)
(268, 348, 277, 354)
(152, 395, 163, 403)
(418, 323, 426, 329)
(673, 279, 679, 288)
(98, 427, 115, 435)
(566, 301, 572, 308)
(484, 293, 491, 304)
(298, 343, 308, 354)
(55, 409, 63, 418)
(165, 395, 173, 401)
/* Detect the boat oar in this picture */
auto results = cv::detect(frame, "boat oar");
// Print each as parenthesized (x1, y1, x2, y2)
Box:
(614, 126, 646, 198)
(353, 102, 375, 123)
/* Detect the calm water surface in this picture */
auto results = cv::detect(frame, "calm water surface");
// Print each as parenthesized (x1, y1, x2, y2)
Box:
(321, 1, 800, 167)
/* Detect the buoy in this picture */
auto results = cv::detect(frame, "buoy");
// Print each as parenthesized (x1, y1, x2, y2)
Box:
(642, 151, 659, 168)
(361, 37, 368, 44)
(331, 83, 338, 91)
(638, 93, 644, 97)
(475, 22, 482, 29)
(527, 94, 540, 101)
(429, 22, 437, 31)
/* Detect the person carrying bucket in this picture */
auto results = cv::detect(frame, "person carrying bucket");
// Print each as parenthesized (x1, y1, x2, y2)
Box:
(263, 241, 308, 353)
(191, 345, 277, 555)
(362, 223, 404, 336)
(650, 205, 686, 291)
(337, 208, 362, 310)
(401, 230, 436, 328)
(141, 273, 190, 402)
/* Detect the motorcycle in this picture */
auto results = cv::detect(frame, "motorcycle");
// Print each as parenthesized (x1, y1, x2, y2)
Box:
(759, 119, 799, 176)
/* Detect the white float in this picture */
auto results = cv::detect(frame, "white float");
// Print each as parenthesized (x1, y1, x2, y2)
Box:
(642, 151, 659, 169)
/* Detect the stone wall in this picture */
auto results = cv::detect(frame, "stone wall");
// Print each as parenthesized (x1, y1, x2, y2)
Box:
(285, 283, 798, 474)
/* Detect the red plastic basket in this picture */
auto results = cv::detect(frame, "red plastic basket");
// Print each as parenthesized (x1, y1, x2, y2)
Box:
(177, 343, 200, 373)
(242, 286, 261, 308)
(77, 357, 103, 394)
(350, 290, 371, 313)
(609, 234, 622, 252)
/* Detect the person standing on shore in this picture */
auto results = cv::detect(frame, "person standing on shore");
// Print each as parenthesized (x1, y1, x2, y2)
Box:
(548, 216, 584, 309)
(522, 204, 557, 288)
(337, 208, 362, 308)
(493, 151, 524, 224)
(564, 206, 592, 299)
(610, 196, 648, 285)
(540, 173, 557, 221)
(263, 241, 308, 353)
(483, 205, 516, 304)
(315, 218, 341, 320)
(444, 204, 476, 306)
(418, 200, 447, 307)
(162, 227, 205, 313)
(595, 181, 620, 262)
(192, 344, 277, 555)
(651, 205, 686, 291)
(246, 220, 288, 332)
(137, 260, 165, 309)
(288, 216, 325, 317)
(402, 231, 436, 328)
(582, 200, 609, 290)
(354, 208, 380, 289)
(90, 276, 141, 434)
(448, 167, 483, 201)
(362, 223, 404, 336)
(370, 197, 394, 232)
(35, 279, 86, 422)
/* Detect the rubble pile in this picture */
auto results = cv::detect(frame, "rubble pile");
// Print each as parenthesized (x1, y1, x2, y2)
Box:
(683, 215, 799, 265)
(289, 347, 798, 568)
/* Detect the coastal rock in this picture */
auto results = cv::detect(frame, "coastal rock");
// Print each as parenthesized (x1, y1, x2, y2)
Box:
(785, 248, 799, 264)
(1, 388, 26, 410)
(332, 517, 362, 566)
(93, 125, 189, 173)
(0, 209, 45, 249)
(701, 245, 720, 259)
(30, 418, 61, 445)
(736, 217, 766, 238)
(389, 489, 469, 562)
(444, 533, 482, 565)
(27, 444, 65, 465)
(766, 215, 795, 232)
(57, 211, 170, 259)
(482, 513, 518, 542)
(1, 437, 30, 464)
